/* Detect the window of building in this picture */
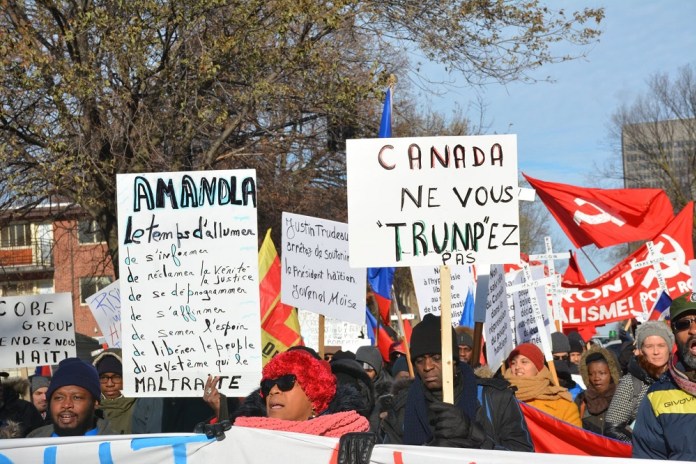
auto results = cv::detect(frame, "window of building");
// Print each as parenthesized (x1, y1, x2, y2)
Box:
(78, 220, 106, 244)
(80, 276, 113, 303)
(0, 223, 31, 248)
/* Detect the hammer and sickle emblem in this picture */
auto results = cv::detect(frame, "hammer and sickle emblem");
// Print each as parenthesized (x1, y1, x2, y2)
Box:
(573, 198, 626, 227)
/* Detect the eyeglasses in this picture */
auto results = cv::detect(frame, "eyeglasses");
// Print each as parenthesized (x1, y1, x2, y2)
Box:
(260, 374, 297, 398)
(99, 374, 122, 384)
(553, 355, 570, 362)
(672, 316, 696, 332)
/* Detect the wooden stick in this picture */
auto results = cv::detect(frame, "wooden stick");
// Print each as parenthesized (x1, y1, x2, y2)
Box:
(547, 357, 560, 387)
(318, 315, 325, 360)
(440, 265, 454, 404)
(471, 321, 483, 368)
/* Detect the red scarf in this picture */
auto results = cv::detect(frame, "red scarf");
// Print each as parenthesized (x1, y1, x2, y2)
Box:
(234, 411, 369, 438)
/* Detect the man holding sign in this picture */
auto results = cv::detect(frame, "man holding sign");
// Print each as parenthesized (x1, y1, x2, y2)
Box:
(380, 315, 533, 451)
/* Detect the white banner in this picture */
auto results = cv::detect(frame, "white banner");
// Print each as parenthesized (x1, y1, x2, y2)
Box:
(0, 428, 664, 464)
(346, 134, 520, 267)
(281, 212, 365, 325)
(116, 170, 262, 397)
(0, 293, 75, 368)
(411, 265, 475, 325)
(485, 264, 513, 369)
(298, 309, 369, 353)
(85, 280, 122, 348)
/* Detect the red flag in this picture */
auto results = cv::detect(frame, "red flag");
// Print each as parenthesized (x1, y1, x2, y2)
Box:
(259, 229, 303, 365)
(524, 173, 674, 248)
(519, 402, 632, 457)
(562, 202, 694, 328)
(562, 251, 587, 285)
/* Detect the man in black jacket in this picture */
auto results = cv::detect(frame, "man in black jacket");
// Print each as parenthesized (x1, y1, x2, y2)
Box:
(0, 371, 43, 437)
(380, 315, 533, 451)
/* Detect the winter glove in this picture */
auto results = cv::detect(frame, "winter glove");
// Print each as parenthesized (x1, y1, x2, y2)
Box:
(193, 419, 232, 441)
(428, 401, 485, 448)
(337, 432, 377, 464)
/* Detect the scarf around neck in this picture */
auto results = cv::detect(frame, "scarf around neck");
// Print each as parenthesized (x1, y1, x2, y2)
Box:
(583, 383, 617, 415)
(504, 366, 572, 403)
(234, 410, 369, 438)
(669, 356, 696, 397)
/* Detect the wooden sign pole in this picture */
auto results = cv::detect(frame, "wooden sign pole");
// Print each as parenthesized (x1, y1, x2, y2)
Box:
(440, 265, 454, 404)
(318, 314, 325, 360)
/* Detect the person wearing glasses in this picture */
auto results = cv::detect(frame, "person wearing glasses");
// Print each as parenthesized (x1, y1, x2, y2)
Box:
(92, 349, 136, 434)
(27, 358, 114, 437)
(633, 292, 696, 460)
(604, 321, 674, 443)
(228, 348, 369, 437)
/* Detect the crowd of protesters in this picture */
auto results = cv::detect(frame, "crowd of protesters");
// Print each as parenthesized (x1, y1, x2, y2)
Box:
(2, 291, 696, 461)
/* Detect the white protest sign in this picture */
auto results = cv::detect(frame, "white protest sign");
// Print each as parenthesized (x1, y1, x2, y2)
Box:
(117, 170, 261, 397)
(297, 309, 369, 353)
(411, 265, 475, 326)
(281, 213, 366, 325)
(485, 264, 514, 369)
(346, 135, 519, 267)
(0, 293, 75, 368)
(85, 280, 122, 348)
(509, 265, 553, 355)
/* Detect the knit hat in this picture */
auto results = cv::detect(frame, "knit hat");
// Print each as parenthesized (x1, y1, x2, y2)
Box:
(46, 357, 101, 402)
(391, 356, 409, 376)
(668, 292, 696, 322)
(262, 349, 336, 414)
(568, 338, 584, 354)
(29, 375, 51, 394)
(355, 346, 383, 376)
(456, 331, 473, 348)
(635, 321, 675, 349)
(94, 354, 122, 376)
(507, 343, 545, 372)
(410, 314, 458, 360)
(551, 332, 571, 354)
(0, 372, 8, 378)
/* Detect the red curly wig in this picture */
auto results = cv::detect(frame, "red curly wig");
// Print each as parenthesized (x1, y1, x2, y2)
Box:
(262, 349, 336, 414)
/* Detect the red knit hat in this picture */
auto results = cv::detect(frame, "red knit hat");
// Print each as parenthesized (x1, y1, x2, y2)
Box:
(507, 343, 545, 372)
(262, 350, 336, 414)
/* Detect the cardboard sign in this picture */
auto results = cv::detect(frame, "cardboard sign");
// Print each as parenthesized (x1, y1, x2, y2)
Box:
(346, 135, 519, 267)
(281, 213, 365, 325)
(86, 280, 122, 348)
(411, 265, 475, 326)
(0, 293, 75, 367)
(484, 265, 513, 369)
(116, 170, 261, 396)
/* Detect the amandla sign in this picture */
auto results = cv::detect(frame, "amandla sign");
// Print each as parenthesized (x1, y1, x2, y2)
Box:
(346, 135, 520, 267)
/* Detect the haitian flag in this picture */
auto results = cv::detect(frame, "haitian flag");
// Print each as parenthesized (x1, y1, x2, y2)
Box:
(259, 229, 303, 365)
(368, 86, 397, 325)
(519, 401, 632, 457)
(561, 202, 694, 328)
(365, 306, 396, 362)
(524, 173, 674, 248)
(648, 290, 672, 321)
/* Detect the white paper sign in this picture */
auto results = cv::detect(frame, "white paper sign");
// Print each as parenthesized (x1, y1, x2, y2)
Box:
(297, 309, 369, 353)
(0, 293, 75, 367)
(511, 266, 552, 350)
(346, 134, 519, 267)
(117, 170, 261, 397)
(484, 265, 513, 369)
(411, 265, 475, 326)
(85, 280, 122, 348)
(281, 213, 366, 325)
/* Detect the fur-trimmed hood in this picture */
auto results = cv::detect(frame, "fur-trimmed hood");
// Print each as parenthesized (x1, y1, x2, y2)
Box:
(92, 348, 123, 368)
(579, 345, 621, 387)
(2, 377, 30, 399)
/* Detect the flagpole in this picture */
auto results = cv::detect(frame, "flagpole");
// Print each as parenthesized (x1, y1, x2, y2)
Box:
(578, 247, 601, 275)
(391, 286, 414, 378)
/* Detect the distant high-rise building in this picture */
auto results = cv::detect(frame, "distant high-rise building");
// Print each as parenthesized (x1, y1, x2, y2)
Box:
(622, 119, 696, 197)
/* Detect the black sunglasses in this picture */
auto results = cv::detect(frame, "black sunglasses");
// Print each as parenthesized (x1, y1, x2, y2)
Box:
(672, 316, 696, 332)
(260, 374, 297, 398)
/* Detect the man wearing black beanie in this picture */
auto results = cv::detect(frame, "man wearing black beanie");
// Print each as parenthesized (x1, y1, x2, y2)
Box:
(28, 357, 113, 437)
(380, 314, 533, 451)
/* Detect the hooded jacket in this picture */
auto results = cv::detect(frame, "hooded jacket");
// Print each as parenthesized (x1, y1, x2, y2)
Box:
(574, 346, 621, 434)
(93, 349, 136, 434)
(0, 377, 43, 437)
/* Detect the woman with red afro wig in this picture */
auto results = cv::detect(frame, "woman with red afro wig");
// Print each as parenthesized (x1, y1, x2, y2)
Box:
(233, 349, 369, 437)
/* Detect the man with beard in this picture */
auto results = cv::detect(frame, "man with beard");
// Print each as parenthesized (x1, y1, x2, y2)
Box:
(29, 375, 52, 426)
(28, 358, 113, 437)
(633, 292, 696, 460)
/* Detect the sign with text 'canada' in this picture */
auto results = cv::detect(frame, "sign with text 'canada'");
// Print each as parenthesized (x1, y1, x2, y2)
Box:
(281, 213, 365, 325)
(346, 135, 519, 267)
(117, 170, 261, 397)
